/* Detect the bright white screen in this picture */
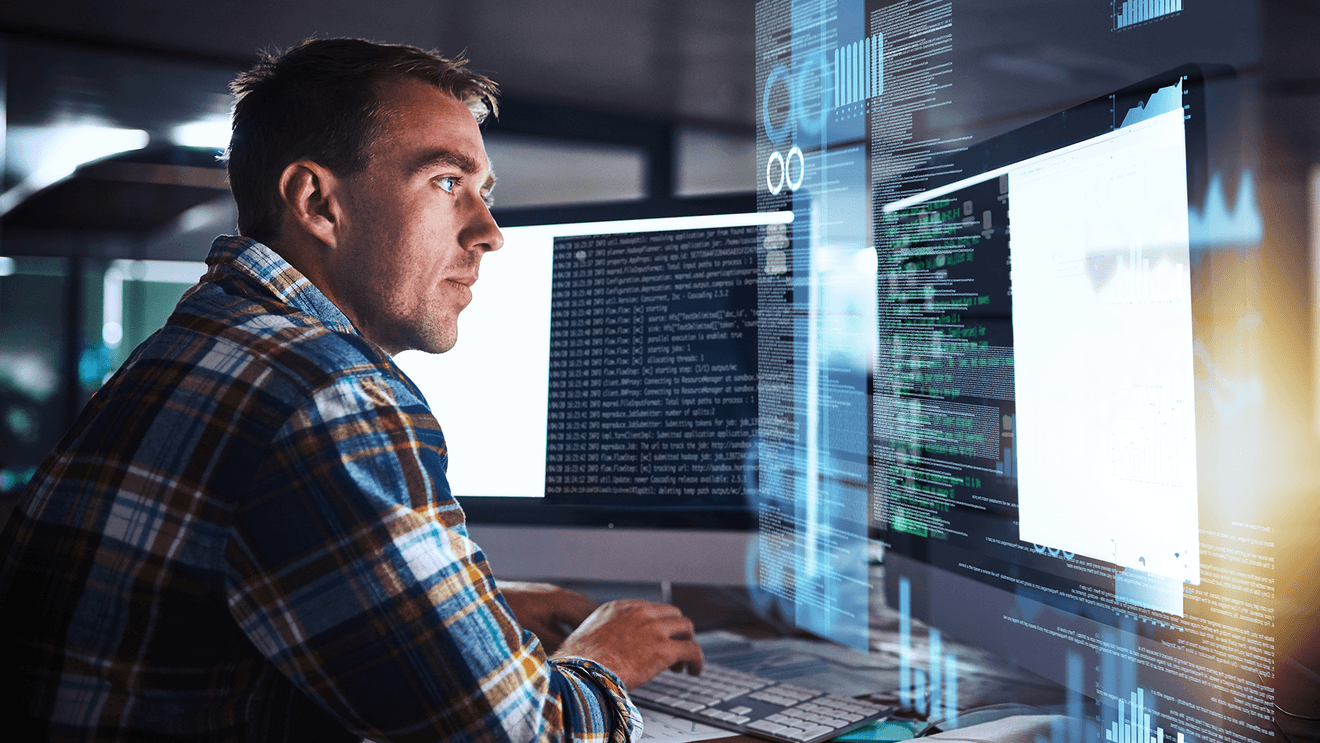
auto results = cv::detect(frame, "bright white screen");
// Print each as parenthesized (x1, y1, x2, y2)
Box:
(394, 225, 555, 497)
(1009, 109, 1200, 585)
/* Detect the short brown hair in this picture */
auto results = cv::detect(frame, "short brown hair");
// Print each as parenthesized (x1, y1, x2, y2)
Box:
(226, 38, 498, 243)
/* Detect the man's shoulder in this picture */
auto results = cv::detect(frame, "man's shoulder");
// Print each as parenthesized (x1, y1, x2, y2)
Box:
(140, 274, 404, 402)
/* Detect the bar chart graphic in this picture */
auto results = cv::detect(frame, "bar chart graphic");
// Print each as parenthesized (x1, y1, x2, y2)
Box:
(898, 576, 959, 724)
(1113, 0, 1183, 31)
(1113, 388, 1186, 486)
(1103, 687, 1185, 743)
(833, 33, 883, 108)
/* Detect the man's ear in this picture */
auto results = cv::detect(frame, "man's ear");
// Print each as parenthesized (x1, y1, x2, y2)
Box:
(277, 160, 342, 247)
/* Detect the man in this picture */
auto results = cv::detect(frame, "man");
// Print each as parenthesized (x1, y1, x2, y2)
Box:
(0, 38, 702, 742)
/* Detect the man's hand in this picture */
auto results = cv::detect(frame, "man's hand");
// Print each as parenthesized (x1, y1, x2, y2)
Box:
(500, 581, 599, 652)
(552, 599, 704, 689)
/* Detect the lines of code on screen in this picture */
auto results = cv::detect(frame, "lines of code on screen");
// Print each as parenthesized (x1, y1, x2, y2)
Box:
(544, 227, 759, 504)
(874, 175, 1014, 541)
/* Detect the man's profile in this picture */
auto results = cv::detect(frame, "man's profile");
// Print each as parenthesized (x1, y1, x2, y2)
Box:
(0, 38, 701, 742)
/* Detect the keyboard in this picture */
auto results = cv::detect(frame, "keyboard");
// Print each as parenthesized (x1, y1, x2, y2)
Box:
(631, 663, 891, 743)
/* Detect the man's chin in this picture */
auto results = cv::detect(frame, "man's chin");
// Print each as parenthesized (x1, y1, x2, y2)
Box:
(413, 329, 458, 355)
(381, 319, 457, 356)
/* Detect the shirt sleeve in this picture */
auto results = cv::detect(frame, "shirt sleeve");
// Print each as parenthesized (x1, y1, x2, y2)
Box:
(222, 371, 642, 742)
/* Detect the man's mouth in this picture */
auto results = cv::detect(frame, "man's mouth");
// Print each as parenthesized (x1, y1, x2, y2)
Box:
(448, 278, 475, 304)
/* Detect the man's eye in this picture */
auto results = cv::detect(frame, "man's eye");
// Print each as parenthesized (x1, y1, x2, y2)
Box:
(437, 176, 459, 192)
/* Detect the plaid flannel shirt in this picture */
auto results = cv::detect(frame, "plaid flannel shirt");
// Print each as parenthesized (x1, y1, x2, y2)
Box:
(0, 235, 641, 742)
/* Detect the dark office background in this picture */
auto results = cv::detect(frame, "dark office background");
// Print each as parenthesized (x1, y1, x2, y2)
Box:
(2, 0, 1320, 657)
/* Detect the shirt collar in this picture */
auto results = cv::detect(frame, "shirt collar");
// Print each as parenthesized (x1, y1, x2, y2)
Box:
(204, 235, 360, 336)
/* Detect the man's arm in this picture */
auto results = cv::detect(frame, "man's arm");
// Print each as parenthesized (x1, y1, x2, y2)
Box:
(499, 581, 598, 652)
(225, 372, 699, 741)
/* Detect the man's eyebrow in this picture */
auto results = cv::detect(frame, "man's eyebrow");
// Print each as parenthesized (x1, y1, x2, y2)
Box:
(479, 172, 498, 208)
(408, 148, 482, 177)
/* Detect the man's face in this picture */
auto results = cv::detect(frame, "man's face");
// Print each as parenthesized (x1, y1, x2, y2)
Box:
(328, 77, 503, 355)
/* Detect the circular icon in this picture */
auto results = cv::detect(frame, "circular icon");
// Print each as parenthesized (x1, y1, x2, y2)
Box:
(762, 65, 792, 146)
(790, 49, 832, 138)
(766, 150, 786, 195)
(785, 146, 805, 191)
(766, 148, 806, 196)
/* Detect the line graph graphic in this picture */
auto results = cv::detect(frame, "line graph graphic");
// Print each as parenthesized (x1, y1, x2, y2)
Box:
(1120, 81, 1183, 128)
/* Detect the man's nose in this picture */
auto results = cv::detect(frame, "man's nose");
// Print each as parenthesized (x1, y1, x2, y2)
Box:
(465, 199, 504, 254)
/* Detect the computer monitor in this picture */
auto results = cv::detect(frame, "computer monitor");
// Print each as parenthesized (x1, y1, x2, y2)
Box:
(872, 66, 1277, 742)
(393, 203, 788, 586)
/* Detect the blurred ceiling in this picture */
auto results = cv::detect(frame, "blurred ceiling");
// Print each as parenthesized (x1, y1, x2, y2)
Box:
(0, 0, 758, 129)
(0, 0, 1287, 139)
(0, 0, 766, 243)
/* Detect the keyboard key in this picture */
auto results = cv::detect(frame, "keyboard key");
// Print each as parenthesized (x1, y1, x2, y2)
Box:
(819, 717, 850, 728)
(799, 725, 837, 740)
(777, 708, 802, 720)
(812, 713, 846, 726)
(796, 714, 834, 727)
(748, 720, 788, 735)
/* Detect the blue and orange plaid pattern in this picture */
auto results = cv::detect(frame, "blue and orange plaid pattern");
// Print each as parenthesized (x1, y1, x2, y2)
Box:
(0, 235, 640, 742)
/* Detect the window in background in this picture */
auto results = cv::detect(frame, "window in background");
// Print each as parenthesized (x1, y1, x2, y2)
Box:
(0, 256, 205, 498)
(0, 257, 68, 494)
(482, 134, 647, 208)
(675, 125, 756, 196)
(100, 260, 207, 371)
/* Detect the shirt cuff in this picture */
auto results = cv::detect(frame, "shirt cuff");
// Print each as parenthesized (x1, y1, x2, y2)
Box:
(551, 656, 644, 743)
